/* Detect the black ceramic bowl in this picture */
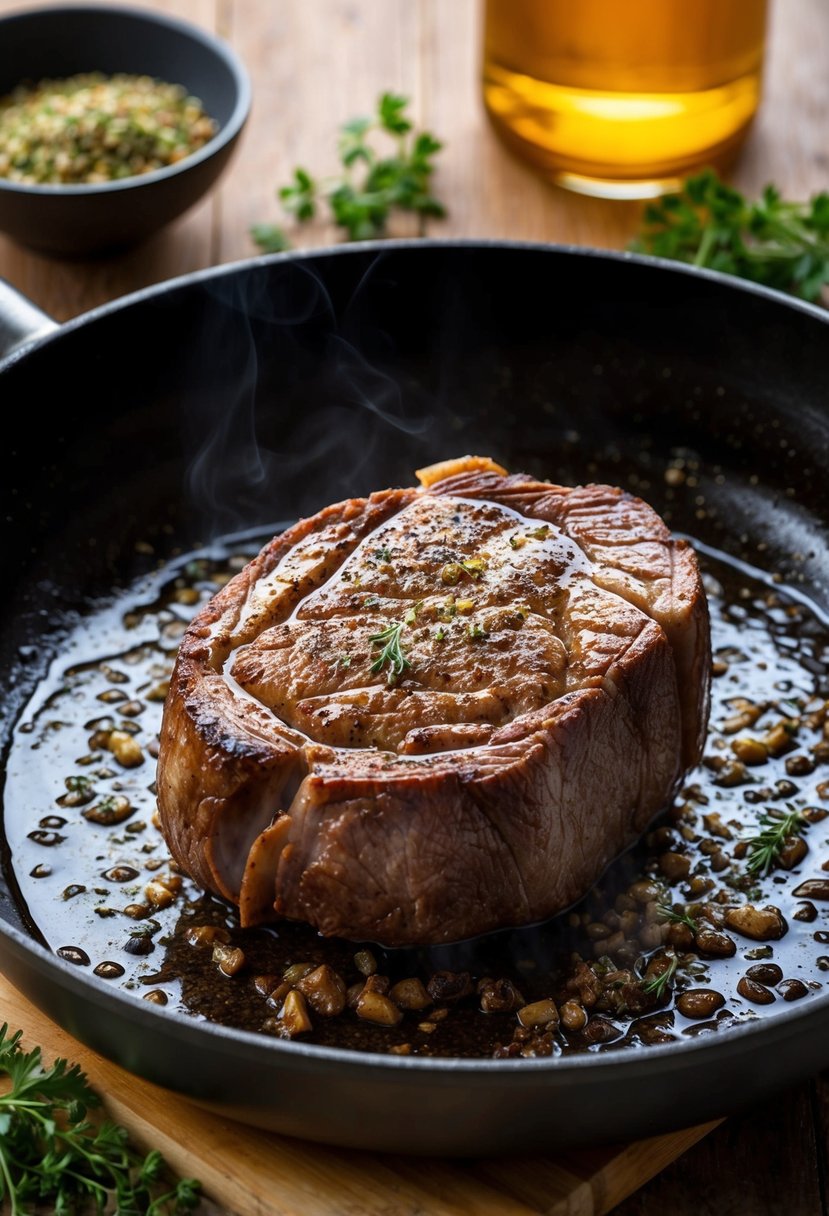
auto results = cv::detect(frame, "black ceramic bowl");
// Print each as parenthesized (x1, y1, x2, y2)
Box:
(0, 4, 250, 257)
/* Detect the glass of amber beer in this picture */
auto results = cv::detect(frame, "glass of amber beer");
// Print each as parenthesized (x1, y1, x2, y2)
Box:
(483, 0, 768, 197)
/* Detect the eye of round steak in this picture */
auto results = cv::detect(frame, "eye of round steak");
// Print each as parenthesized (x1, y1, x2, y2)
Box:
(157, 457, 710, 946)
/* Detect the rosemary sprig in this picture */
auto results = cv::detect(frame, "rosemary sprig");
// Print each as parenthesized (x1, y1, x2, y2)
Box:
(744, 807, 807, 877)
(642, 954, 679, 1000)
(656, 903, 698, 933)
(370, 621, 411, 685)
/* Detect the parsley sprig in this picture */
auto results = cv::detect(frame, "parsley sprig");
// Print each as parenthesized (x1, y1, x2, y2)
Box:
(370, 621, 411, 686)
(630, 169, 829, 301)
(744, 807, 807, 877)
(0, 1024, 200, 1215)
(252, 92, 445, 252)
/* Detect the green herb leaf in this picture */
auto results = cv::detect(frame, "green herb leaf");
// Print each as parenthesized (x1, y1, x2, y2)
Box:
(249, 223, 292, 253)
(630, 168, 829, 301)
(744, 807, 807, 877)
(370, 621, 411, 685)
(279, 166, 318, 221)
(460, 557, 486, 579)
(339, 115, 373, 167)
(656, 902, 698, 933)
(252, 92, 446, 251)
(641, 954, 679, 1000)
(378, 92, 412, 136)
(0, 1023, 200, 1214)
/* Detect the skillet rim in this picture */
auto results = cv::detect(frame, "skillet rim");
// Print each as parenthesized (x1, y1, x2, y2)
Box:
(2, 238, 829, 1082)
(1, 237, 828, 373)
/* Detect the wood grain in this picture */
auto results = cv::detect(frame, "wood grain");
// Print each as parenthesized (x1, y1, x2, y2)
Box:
(2, 0, 828, 321)
(613, 1080, 826, 1216)
(0, 974, 720, 1216)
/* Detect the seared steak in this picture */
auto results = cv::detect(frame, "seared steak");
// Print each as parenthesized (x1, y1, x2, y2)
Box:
(157, 457, 710, 946)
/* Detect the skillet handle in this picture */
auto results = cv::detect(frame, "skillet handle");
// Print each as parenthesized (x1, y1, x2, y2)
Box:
(0, 278, 58, 361)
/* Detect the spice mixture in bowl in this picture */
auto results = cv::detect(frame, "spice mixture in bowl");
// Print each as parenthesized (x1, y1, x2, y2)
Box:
(0, 72, 216, 185)
(0, 5, 250, 255)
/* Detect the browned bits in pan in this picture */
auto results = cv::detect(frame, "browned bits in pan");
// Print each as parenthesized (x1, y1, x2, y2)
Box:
(272, 990, 313, 1037)
(390, 978, 432, 1011)
(282, 962, 314, 983)
(777, 979, 809, 1001)
(478, 977, 523, 1014)
(745, 963, 783, 985)
(353, 950, 377, 976)
(694, 929, 736, 958)
(93, 961, 125, 979)
(730, 737, 768, 766)
(676, 989, 725, 1019)
(427, 971, 473, 1003)
(57, 945, 90, 966)
(559, 1000, 588, 1031)
(213, 943, 245, 977)
(144, 876, 180, 909)
(356, 991, 403, 1026)
(83, 795, 134, 826)
(516, 999, 559, 1029)
(107, 730, 144, 768)
(724, 904, 787, 941)
(737, 977, 776, 1005)
(296, 965, 347, 1017)
(103, 865, 139, 883)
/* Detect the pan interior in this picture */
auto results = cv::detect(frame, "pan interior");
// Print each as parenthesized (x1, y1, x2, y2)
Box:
(2, 245, 829, 1066)
(5, 522, 829, 1061)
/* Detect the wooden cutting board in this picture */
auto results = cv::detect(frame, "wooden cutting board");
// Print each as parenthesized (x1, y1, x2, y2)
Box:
(0, 974, 719, 1216)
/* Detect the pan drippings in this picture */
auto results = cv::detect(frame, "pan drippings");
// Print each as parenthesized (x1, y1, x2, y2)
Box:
(5, 529, 829, 1058)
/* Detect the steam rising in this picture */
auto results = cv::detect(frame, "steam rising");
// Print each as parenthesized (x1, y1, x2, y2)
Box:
(181, 253, 441, 539)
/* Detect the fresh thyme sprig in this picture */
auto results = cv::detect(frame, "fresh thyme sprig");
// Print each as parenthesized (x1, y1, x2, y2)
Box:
(0, 1023, 200, 1215)
(370, 621, 411, 686)
(630, 169, 829, 302)
(642, 954, 679, 1000)
(656, 903, 698, 933)
(744, 807, 807, 877)
(252, 92, 446, 252)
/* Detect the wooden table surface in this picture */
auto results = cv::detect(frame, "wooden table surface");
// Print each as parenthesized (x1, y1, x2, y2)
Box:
(2, 0, 828, 1212)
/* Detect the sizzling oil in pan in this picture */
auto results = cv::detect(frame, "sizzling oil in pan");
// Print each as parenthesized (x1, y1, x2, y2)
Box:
(5, 527, 829, 1059)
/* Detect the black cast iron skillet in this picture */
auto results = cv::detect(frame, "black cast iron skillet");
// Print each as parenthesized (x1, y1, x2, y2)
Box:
(0, 242, 828, 1156)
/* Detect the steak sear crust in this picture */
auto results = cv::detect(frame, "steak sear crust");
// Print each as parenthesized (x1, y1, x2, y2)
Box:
(157, 458, 710, 946)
